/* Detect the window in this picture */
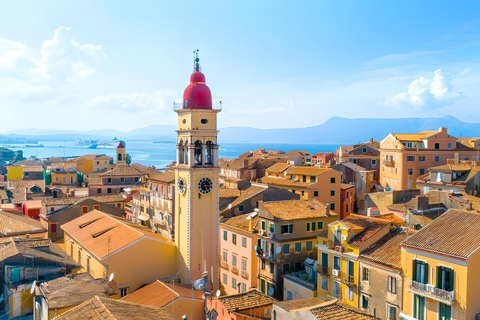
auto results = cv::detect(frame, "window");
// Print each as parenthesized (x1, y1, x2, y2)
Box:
(283, 263, 290, 274)
(232, 255, 237, 267)
(287, 291, 292, 300)
(261, 221, 266, 230)
(406, 142, 412, 148)
(223, 230, 227, 241)
(321, 252, 328, 268)
(97, 188, 102, 194)
(307, 223, 310, 232)
(119, 288, 128, 298)
(93, 204, 100, 210)
(413, 260, 428, 284)
(107, 188, 112, 194)
(232, 234, 237, 245)
(232, 277, 237, 289)
(387, 276, 397, 294)
(419, 168, 425, 175)
(362, 147, 367, 153)
(295, 243, 301, 252)
(241, 259, 247, 272)
(310, 176, 316, 183)
(362, 295, 369, 310)
(241, 283, 247, 293)
(439, 303, 451, 320)
(239, 204, 245, 212)
(330, 203, 335, 210)
(313, 190, 319, 197)
(407, 156, 415, 162)
(283, 244, 290, 254)
(281, 224, 293, 234)
(241, 237, 247, 248)
(269, 262, 274, 273)
(222, 251, 227, 264)
(333, 281, 341, 298)
(302, 175, 307, 182)
(435, 143, 440, 150)
(419, 156, 425, 162)
(306, 241, 313, 251)
(387, 304, 397, 320)
(408, 169, 413, 175)
(120, 177, 125, 183)
(330, 190, 335, 197)
(346, 286, 354, 301)
(82, 206, 88, 213)
(51, 224, 57, 233)
(330, 177, 336, 183)
(448, 143, 452, 149)
(437, 266, 454, 291)
(362, 267, 369, 282)
(347, 260, 354, 276)
(352, 159, 357, 164)
(435, 156, 440, 162)
(54, 177, 59, 182)
(107, 178, 112, 183)
(371, 159, 377, 165)
(318, 222, 323, 229)
(301, 190, 305, 196)
(413, 294, 425, 320)
(269, 223, 275, 233)
(135, 177, 139, 182)
(333, 256, 341, 270)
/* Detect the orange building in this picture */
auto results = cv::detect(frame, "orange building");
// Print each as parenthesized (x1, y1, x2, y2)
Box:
(380, 127, 480, 190)
(262, 164, 341, 212)
(207, 290, 276, 320)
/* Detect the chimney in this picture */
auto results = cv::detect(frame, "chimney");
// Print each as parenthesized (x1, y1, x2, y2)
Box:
(454, 152, 459, 164)
(325, 203, 330, 216)
(438, 127, 447, 133)
(367, 207, 380, 217)
(248, 218, 254, 232)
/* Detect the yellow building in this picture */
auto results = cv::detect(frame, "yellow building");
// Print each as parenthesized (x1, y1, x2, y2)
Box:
(61, 209, 176, 297)
(173, 52, 221, 288)
(316, 214, 392, 308)
(400, 209, 480, 320)
(7, 166, 23, 180)
(262, 164, 341, 211)
(51, 166, 78, 185)
(72, 154, 114, 174)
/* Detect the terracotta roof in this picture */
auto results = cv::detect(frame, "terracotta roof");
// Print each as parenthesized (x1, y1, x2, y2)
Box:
(61, 210, 173, 260)
(101, 165, 143, 177)
(8, 179, 46, 191)
(275, 297, 328, 311)
(121, 280, 203, 308)
(148, 170, 175, 183)
(456, 138, 480, 148)
(220, 185, 267, 214)
(310, 300, 376, 320)
(392, 131, 439, 142)
(265, 163, 290, 174)
(41, 194, 125, 206)
(22, 165, 44, 172)
(428, 163, 473, 172)
(341, 215, 391, 247)
(23, 199, 43, 208)
(39, 273, 114, 309)
(341, 183, 355, 190)
(261, 176, 312, 188)
(0, 211, 46, 236)
(285, 166, 330, 176)
(219, 188, 242, 198)
(359, 228, 416, 269)
(220, 212, 258, 232)
(53, 296, 172, 320)
(261, 200, 335, 220)
(402, 209, 480, 259)
(216, 290, 276, 312)
(377, 213, 405, 225)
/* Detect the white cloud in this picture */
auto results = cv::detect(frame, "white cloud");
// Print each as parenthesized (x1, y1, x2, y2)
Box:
(387, 69, 461, 110)
(88, 89, 175, 112)
(0, 26, 106, 100)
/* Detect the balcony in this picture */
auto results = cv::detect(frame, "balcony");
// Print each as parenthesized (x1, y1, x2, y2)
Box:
(241, 269, 249, 280)
(173, 97, 223, 111)
(342, 273, 356, 286)
(284, 271, 317, 291)
(221, 261, 229, 270)
(407, 279, 455, 305)
(318, 266, 329, 276)
(384, 159, 395, 167)
(232, 266, 239, 275)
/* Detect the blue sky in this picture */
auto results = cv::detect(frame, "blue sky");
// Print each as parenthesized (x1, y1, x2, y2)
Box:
(1, 0, 480, 132)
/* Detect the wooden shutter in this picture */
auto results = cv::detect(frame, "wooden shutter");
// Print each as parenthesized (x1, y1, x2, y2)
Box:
(424, 262, 429, 284)
(288, 224, 293, 233)
(436, 266, 442, 289)
(412, 260, 417, 282)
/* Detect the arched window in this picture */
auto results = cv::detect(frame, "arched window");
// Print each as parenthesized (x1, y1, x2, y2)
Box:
(205, 141, 214, 165)
(194, 140, 203, 165)
(184, 140, 189, 165)
(118, 153, 123, 161)
(178, 140, 184, 164)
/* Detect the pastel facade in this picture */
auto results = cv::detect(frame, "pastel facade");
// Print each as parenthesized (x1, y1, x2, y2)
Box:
(207, 290, 276, 320)
(380, 127, 480, 191)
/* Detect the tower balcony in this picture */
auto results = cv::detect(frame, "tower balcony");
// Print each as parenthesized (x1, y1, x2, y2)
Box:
(173, 97, 223, 111)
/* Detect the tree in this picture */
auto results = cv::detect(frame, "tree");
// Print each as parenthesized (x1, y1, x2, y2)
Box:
(126, 153, 132, 166)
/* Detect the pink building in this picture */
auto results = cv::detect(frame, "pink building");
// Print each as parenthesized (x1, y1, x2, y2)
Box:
(219, 212, 258, 295)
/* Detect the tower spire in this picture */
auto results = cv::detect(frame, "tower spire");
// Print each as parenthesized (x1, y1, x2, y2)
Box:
(193, 49, 200, 72)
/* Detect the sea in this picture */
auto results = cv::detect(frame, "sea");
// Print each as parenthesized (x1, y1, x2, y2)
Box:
(8, 140, 340, 168)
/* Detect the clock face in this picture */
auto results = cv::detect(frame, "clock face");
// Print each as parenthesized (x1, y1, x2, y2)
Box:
(198, 177, 213, 194)
(177, 177, 186, 194)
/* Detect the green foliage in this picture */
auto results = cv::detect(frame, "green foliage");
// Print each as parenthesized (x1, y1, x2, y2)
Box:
(126, 153, 132, 165)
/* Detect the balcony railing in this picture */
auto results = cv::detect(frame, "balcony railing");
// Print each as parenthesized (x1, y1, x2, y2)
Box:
(173, 97, 223, 111)
(318, 266, 329, 276)
(231, 266, 239, 275)
(384, 159, 395, 167)
(342, 273, 356, 286)
(221, 261, 229, 270)
(241, 269, 249, 280)
(284, 272, 317, 290)
(408, 279, 455, 304)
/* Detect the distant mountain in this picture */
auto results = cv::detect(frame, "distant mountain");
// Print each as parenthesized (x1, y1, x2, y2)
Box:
(2, 115, 480, 145)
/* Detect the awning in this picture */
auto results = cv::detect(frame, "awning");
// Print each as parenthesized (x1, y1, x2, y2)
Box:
(137, 215, 149, 221)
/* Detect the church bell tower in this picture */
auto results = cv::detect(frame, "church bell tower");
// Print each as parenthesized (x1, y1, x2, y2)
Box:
(174, 50, 220, 289)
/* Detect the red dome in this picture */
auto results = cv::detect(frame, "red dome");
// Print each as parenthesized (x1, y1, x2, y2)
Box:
(182, 71, 212, 110)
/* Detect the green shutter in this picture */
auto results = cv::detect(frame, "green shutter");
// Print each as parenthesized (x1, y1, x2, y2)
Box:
(447, 268, 454, 291)
(312, 223, 316, 231)
(437, 266, 442, 289)
(288, 224, 293, 233)
(307, 223, 310, 232)
(424, 262, 429, 284)
(412, 260, 417, 282)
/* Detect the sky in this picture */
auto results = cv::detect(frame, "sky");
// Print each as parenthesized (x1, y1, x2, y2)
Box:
(1, 0, 480, 132)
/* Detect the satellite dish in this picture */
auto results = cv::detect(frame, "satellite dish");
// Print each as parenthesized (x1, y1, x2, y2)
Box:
(275, 246, 282, 254)
(215, 290, 221, 297)
(108, 273, 114, 282)
(194, 279, 205, 291)
(30, 281, 37, 295)
(267, 287, 274, 297)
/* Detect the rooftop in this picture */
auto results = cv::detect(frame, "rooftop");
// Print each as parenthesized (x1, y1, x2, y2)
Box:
(216, 289, 276, 312)
(53, 296, 172, 320)
(220, 212, 258, 232)
(41, 194, 125, 206)
(220, 185, 267, 214)
(310, 300, 377, 320)
(402, 209, 480, 259)
(100, 165, 144, 177)
(274, 297, 328, 311)
(339, 214, 391, 247)
(261, 176, 312, 188)
(121, 280, 203, 308)
(0, 211, 46, 237)
(261, 199, 335, 220)
(265, 163, 290, 174)
(285, 166, 330, 176)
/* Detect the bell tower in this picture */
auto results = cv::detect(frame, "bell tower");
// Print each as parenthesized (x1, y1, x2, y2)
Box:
(174, 50, 220, 289)
(116, 141, 126, 166)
